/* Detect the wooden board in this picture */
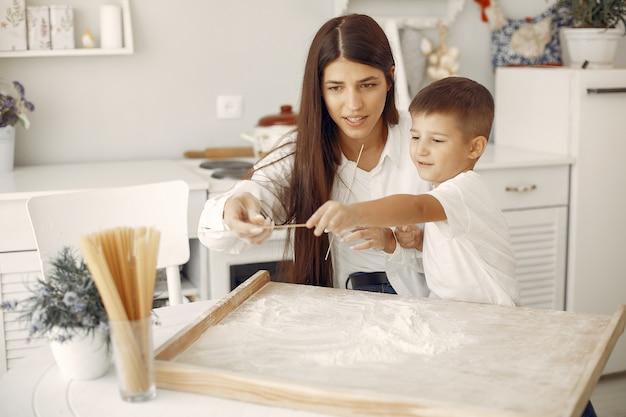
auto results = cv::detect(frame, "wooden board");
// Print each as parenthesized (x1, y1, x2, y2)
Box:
(154, 270, 626, 417)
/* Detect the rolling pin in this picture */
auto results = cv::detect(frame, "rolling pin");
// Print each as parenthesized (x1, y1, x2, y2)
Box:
(184, 147, 255, 159)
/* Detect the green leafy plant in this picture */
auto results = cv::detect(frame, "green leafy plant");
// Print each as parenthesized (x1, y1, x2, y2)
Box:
(0, 80, 35, 129)
(1, 247, 109, 344)
(557, 0, 626, 30)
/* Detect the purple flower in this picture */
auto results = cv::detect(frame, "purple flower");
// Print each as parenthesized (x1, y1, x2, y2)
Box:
(0, 300, 17, 311)
(28, 323, 41, 337)
(13, 81, 24, 97)
(62, 291, 78, 306)
(0, 80, 35, 129)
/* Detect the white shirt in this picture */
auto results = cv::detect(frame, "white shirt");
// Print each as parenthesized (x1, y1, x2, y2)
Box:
(392, 170, 520, 306)
(198, 111, 432, 296)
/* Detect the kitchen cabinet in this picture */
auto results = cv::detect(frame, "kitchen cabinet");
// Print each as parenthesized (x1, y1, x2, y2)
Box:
(0, 160, 209, 376)
(0, 251, 47, 373)
(0, 0, 133, 58)
(494, 66, 626, 374)
(476, 147, 572, 311)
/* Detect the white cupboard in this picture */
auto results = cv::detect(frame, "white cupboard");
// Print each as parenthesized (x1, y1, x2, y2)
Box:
(495, 66, 626, 374)
(476, 150, 572, 311)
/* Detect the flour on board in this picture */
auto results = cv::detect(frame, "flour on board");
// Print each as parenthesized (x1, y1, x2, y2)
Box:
(175, 285, 470, 374)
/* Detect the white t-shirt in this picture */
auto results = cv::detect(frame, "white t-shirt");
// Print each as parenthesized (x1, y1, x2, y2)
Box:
(198, 111, 432, 296)
(424, 170, 519, 306)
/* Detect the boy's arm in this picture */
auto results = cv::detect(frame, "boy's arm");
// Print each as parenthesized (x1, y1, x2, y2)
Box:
(307, 194, 446, 236)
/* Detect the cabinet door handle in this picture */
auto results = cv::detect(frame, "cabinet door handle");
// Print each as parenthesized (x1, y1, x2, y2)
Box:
(505, 184, 537, 193)
(586, 88, 626, 94)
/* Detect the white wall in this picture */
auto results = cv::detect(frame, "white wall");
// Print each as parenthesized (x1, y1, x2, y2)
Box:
(2, 0, 625, 166)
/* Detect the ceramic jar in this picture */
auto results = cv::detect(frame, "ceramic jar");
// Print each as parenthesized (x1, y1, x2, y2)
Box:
(0, 125, 16, 173)
(49, 328, 111, 380)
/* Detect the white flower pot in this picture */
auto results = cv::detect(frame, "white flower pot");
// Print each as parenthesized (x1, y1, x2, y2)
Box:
(0, 125, 16, 174)
(49, 329, 111, 381)
(560, 27, 623, 69)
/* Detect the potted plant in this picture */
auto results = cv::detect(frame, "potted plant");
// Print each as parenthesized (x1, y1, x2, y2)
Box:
(557, 0, 626, 67)
(1, 246, 111, 380)
(0, 80, 34, 173)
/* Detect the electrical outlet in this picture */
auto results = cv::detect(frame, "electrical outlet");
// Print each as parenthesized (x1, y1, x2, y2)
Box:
(216, 95, 243, 119)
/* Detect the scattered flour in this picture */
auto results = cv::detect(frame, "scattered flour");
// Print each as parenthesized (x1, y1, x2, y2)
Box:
(175, 285, 469, 376)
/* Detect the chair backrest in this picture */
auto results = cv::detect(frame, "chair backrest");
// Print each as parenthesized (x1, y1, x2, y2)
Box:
(26, 181, 190, 303)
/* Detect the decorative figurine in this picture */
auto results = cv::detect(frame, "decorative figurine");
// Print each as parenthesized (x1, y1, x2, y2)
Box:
(421, 21, 460, 81)
(81, 28, 95, 48)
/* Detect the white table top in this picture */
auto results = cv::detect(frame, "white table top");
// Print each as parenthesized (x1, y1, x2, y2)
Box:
(0, 159, 209, 201)
(0, 146, 574, 201)
(476, 145, 574, 170)
(0, 300, 331, 417)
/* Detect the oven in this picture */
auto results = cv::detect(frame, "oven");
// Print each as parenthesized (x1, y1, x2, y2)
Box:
(178, 157, 292, 300)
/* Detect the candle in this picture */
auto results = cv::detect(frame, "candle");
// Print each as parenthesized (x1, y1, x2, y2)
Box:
(100, 4, 122, 49)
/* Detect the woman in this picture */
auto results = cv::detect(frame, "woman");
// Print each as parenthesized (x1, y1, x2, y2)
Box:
(198, 14, 431, 295)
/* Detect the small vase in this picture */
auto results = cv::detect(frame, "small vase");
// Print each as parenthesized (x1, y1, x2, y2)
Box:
(0, 125, 16, 174)
(49, 328, 112, 381)
(560, 27, 622, 69)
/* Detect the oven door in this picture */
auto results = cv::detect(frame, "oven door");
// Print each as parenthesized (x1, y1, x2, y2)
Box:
(207, 230, 291, 299)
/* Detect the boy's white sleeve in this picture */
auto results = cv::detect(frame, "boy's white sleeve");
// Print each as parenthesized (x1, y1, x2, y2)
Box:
(386, 244, 429, 297)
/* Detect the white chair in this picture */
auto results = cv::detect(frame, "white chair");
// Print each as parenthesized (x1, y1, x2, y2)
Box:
(26, 180, 190, 306)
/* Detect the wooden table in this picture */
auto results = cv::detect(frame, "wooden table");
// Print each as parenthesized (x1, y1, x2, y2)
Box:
(1, 271, 623, 417)
(155, 272, 625, 417)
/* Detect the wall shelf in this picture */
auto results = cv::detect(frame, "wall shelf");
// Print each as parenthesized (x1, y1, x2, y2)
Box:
(334, 0, 466, 28)
(0, 0, 133, 58)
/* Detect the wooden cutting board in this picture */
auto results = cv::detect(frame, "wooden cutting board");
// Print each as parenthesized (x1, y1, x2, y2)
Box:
(154, 271, 625, 417)
(183, 147, 255, 159)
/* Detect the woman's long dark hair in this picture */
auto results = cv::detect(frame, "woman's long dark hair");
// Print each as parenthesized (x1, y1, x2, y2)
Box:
(279, 14, 399, 287)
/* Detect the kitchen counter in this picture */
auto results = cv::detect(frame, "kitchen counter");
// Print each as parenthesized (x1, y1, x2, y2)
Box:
(0, 159, 210, 251)
(476, 144, 575, 170)
(0, 159, 208, 200)
(0, 146, 574, 200)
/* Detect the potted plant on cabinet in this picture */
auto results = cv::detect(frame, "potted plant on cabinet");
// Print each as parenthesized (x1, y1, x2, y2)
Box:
(557, 0, 626, 68)
(0, 246, 111, 380)
(0, 80, 34, 173)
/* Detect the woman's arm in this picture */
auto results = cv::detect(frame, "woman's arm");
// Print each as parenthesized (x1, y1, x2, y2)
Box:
(197, 137, 295, 251)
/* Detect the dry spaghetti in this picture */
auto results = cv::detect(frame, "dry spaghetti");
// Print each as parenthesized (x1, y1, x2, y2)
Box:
(80, 226, 160, 396)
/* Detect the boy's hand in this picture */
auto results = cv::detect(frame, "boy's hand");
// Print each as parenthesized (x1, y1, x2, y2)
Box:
(395, 224, 424, 251)
(306, 201, 359, 236)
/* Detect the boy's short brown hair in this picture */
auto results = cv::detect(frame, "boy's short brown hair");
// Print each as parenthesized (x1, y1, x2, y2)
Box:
(408, 76, 494, 140)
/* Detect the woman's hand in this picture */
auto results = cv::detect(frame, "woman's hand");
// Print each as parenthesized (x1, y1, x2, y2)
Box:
(342, 227, 397, 253)
(223, 192, 273, 245)
(395, 224, 424, 251)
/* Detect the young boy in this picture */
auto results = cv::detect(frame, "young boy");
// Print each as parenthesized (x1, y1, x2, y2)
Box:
(306, 76, 520, 307)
